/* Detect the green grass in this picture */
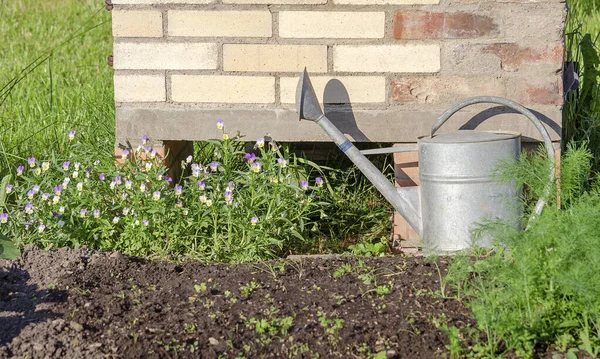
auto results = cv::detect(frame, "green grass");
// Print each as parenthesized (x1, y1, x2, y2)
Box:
(0, 0, 114, 176)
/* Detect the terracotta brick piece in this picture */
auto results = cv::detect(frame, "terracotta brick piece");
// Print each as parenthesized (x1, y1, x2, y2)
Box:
(394, 10, 499, 40)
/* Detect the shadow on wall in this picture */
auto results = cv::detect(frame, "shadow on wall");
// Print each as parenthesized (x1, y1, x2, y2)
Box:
(459, 106, 562, 142)
(317, 79, 560, 143)
(322, 79, 370, 142)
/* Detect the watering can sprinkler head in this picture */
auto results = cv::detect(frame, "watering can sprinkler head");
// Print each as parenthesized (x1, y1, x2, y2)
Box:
(296, 68, 324, 122)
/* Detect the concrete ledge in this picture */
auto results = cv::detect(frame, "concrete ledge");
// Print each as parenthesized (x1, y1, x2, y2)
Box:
(116, 104, 561, 144)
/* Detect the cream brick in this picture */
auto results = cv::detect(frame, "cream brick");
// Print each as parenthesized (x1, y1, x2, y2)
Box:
(224, 0, 325, 3)
(112, 11, 163, 38)
(114, 74, 166, 102)
(334, 45, 440, 73)
(223, 45, 327, 72)
(280, 76, 385, 103)
(114, 42, 218, 70)
(335, 0, 438, 4)
(171, 75, 275, 103)
(279, 11, 384, 39)
(169, 11, 272, 37)
(113, 0, 213, 3)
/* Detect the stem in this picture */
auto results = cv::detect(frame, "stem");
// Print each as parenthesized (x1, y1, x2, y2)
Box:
(227, 207, 232, 251)
(212, 209, 218, 254)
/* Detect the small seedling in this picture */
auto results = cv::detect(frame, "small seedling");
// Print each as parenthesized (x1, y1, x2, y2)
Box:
(47, 280, 57, 290)
(239, 279, 260, 297)
(333, 263, 352, 278)
(194, 283, 207, 293)
(183, 323, 197, 334)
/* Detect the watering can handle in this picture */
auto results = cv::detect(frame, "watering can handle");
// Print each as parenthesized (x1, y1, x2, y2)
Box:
(430, 96, 556, 221)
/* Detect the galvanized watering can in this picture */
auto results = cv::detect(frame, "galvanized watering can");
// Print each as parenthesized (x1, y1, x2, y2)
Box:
(296, 70, 556, 254)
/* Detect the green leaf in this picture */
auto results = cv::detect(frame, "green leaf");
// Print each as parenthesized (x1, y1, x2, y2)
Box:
(0, 233, 20, 259)
(579, 34, 600, 106)
(0, 174, 11, 207)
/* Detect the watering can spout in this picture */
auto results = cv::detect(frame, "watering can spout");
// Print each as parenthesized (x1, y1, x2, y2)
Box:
(296, 70, 423, 237)
(296, 68, 325, 122)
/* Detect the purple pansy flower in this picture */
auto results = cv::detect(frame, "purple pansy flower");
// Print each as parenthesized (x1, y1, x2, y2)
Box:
(224, 191, 233, 205)
(300, 180, 309, 190)
(68, 130, 76, 141)
(0, 213, 8, 224)
(245, 153, 256, 163)
(142, 135, 149, 145)
(5, 184, 13, 194)
(62, 161, 70, 171)
(191, 164, 202, 177)
(315, 177, 324, 187)
(16, 166, 24, 176)
(93, 209, 100, 218)
(54, 185, 62, 196)
(197, 181, 206, 190)
(210, 162, 219, 172)
(24, 203, 34, 214)
(28, 157, 36, 168)
(251, 217, 259, 226)
(79, 208, 87, 218)
(99, 173, 105, 181)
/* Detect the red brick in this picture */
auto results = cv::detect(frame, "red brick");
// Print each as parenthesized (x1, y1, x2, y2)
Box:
(392, 150, 421, 250)
(391, 76, 506, 105)
(394, 11, 444, 40)
(508, 78, 562, 105)
(445, 13, 498, 38)
(393, 150, 419, 187)
(394, 11, 498, 40)
(482, 43, 563, 72)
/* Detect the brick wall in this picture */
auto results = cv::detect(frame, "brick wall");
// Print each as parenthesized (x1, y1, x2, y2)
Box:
(111, 0, 566, 146)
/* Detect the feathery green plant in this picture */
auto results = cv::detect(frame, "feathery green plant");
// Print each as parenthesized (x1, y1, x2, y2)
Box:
(446, 145, 600, 358)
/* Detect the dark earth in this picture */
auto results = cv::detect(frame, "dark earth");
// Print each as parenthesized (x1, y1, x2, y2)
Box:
(0, 245, 477, 358)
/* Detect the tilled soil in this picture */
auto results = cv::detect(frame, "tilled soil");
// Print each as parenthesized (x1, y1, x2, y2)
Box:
(0, 245, 475, 358)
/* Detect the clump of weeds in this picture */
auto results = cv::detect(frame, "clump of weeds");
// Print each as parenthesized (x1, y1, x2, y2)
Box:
(332, 260, 393, 298)
(445, 144, 600, 357)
